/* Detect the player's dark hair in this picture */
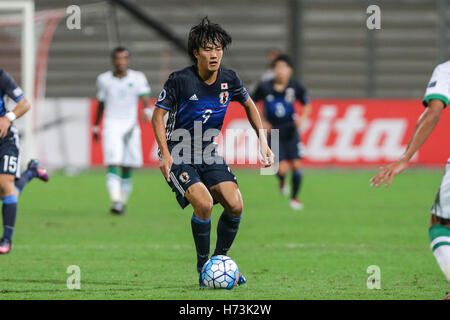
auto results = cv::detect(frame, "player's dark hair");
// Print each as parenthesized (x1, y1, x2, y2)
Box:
(271, 54, 293, 69)
(111, 46, 129, 59)
(188, 17, 232, 62)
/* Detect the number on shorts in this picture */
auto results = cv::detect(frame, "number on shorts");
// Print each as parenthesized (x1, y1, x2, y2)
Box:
(3, 155, 17, 173)
(202, 109, 213, 124)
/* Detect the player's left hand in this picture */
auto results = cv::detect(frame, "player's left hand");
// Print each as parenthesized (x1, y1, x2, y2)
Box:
(295, 115, 306, 130)
(370, 159, 409, 187)
(0, 116, 11, 138)
(261, 146, 275, 167)
(141, 107, 153, 123)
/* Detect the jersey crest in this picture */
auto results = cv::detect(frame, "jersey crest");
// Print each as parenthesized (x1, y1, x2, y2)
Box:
(219, 91, 229, 105)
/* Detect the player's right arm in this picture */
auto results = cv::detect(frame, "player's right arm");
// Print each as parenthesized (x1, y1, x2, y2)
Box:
(152, 73, 178, 182)
(93, 101, 104, 143)
(152, 107, 172, 182)
(93, 75, 106, 143)
(0, 70, 31, 138)
(371, 63, 448, 187)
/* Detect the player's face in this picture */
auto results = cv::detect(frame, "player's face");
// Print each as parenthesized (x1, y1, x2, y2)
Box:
(112, 51, 130, 74)
(195, 42, 223, 73)
(273, 60, 292, 83)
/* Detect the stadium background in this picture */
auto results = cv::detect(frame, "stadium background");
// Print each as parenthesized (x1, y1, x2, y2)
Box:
(0, 0, 449, 300)
(1, 0, 449, 170)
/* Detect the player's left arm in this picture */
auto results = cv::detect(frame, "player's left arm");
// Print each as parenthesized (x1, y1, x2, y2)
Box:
(0, 97, 31, 139)
(140, 95, 152, 123)
(294, 81, 312, 129)
(138, 73, 152, 123)
(0, 71, 31, 138)
(241, 96, 274, 167)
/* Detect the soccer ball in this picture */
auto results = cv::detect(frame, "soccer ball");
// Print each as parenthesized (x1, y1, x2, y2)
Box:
(200, 255, 240, 289)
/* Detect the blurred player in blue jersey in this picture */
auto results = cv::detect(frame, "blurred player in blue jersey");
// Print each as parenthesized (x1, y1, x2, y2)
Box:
(253, 55, 311, 210)
(152, 17, 274, 286)
(0, 69, 49, 254)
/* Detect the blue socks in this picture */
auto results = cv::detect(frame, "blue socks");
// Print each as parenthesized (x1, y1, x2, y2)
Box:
(192, 211, 242, 273)
(2, 195, 18, 241)
(191, 214, 211, 273)
(292, 170, 303, 199)
(214, 210, 241, 257)
(15, 169, 36, 194)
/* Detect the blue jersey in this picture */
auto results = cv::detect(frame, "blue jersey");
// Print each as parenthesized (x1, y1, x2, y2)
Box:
(252, 78, 309, 134)
(0, 70, 24, 117)
(155, 65, 248, 157)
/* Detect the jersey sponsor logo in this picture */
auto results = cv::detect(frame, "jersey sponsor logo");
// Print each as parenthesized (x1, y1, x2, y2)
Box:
(158, 89, 166, 102)
(305, 105, 410, 162)
(221, 83, 228, 90)
(179, 172, 190, 183)
(427, 81, 437, 88)
(13, 87, 23, 98)
(219, 91, 229, 105)
(189, 94, 199, 101)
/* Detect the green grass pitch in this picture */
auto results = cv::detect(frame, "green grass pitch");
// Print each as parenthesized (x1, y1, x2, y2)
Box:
(0, 168, 448, 299)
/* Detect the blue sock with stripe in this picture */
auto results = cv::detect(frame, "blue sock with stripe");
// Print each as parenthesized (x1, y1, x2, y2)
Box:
(15, 169, 36, 194)
(213, 210, 241, 257)
(191, 214, 211, 273)
(2, 195, 18, 241)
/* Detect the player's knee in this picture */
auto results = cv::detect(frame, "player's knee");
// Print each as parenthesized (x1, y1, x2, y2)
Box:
(0, 181, 17, 198)
(227, 200, 243, 218)
(194, 199, 214, 218)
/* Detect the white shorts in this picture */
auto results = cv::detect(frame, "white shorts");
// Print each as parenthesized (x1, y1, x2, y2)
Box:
(431, 160, 450, 220)
(102, 121, 143, 168)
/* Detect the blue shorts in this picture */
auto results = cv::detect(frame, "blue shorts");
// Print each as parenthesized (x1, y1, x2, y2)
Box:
(166, 158, 238, 209)
(0, 127, 20, 178)
(269, 131, 303, 162)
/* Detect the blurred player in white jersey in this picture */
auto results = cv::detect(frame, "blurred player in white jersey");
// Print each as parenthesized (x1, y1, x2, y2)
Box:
(371, 61, 450, 299)
(94, 47, 152, 215)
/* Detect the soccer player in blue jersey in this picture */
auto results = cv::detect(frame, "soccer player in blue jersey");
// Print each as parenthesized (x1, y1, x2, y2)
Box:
(0, 69, 49, 254)
(152, 17, 274, 286)
(253, 55, 311, 210)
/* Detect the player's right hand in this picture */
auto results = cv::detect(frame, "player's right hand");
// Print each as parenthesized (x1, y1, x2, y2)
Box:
(93, 125, 100, 143)
(160, 153, 173, 182)
(0, 116, 11, 138)
(370, 159, 409, 188)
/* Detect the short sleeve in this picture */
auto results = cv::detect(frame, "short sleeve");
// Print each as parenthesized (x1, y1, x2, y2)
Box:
(230, 71, 249, 103)
(0, 70, 24, 103)
(423, 64, 450, 107)
(96, 75, 106, 102)
(252, 82, 264, 102)
(295, 80, 310, 105)
(155, 73, 178, 111)
(137, 72, 151, 97)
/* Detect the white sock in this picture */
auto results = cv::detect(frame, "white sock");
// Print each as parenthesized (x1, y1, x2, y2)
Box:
(121, 178, 133, 204)
(432, 244, 450, 282)
(106, 173, 122, 203)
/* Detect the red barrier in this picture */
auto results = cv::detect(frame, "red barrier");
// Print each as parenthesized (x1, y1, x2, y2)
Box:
(90, 99, 450, 167)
